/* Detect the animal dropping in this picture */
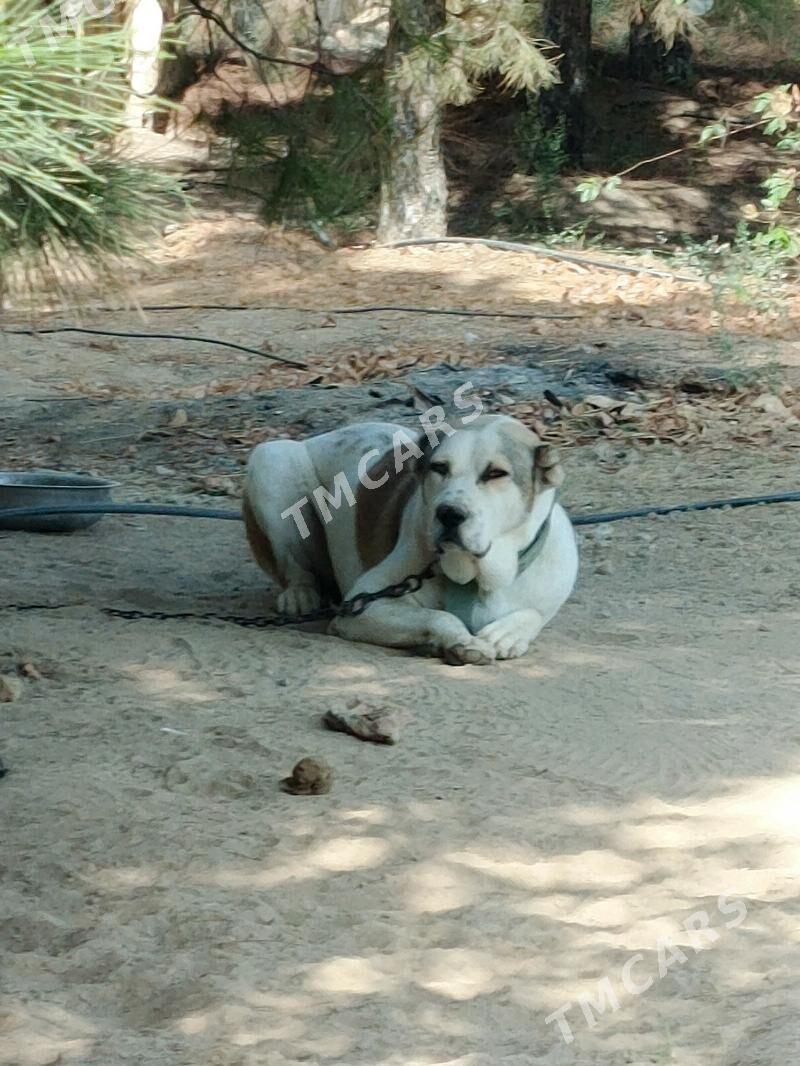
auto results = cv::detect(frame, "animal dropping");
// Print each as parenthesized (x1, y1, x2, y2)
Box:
(281, 757, 333, 795)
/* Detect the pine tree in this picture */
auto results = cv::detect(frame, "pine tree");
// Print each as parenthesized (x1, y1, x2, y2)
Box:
(377, 0, 448, 242)
(377, 0, 559, 241)
(538, 0, 592, 164)
(628, 0, 698, 84)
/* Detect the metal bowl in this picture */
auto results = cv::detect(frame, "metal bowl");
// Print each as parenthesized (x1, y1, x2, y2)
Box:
(0, 471, 117, 532)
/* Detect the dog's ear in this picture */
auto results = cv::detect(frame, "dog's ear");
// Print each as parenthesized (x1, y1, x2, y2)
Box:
(534, 444, 564, 489)
(408, 380, 476, 431)
(407, 383, 444, 413)
(413, 428, 439, 474)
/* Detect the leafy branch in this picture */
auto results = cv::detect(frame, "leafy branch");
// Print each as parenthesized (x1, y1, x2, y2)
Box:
(576, 117, 774, 203)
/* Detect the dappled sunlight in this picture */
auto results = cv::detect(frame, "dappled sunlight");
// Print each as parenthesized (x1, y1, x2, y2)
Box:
(8, 764, 799, 1065)
(175, 1010, 211, 1035)
(404, 861, 477, 914)
(310, 678, 395, 700)
(511, 891, 581, 919)
(24, 211, 800, 408)
(0, 1003, 96, 1066)
(617, 771, 800, 853)
(316, 662, 381, 681)
(566, 893, 644, 930)
(406, 799, 456, 824)
(496, 660, 555, 680)
(89, 865, 159, 890)
(682, 774, 800, 840)
(542, 646, 624, 669)
(230, 1016, 307, 1046)
(415, 1004, 481, 1037)
(121, 663, 222, 704)
(415, 948, 505, 1001)
(7, 24, 800, 1055)
(199, 833, 392, 889)
(240, 989, 318, 1012)
(307, 834, 392, 871)
(337, 806, 390, 825)
(302, 633, 644, 701)
(306, 955, 398, 996)
(447, 847, 642, 892)
(283, 1029, 356, 1059)
(5, 450, 800, 1064)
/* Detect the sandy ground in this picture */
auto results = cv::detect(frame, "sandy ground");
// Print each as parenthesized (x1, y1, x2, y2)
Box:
(2, 208, 800, 1065)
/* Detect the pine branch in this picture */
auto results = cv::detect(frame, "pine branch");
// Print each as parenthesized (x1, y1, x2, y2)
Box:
(182, 0, 341, 78)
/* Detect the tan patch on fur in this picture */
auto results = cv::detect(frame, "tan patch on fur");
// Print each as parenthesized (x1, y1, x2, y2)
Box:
(304, 511, 338, 599)
(242, 494, 282, 585)
(493, 419, 563, 494)
(244, 490, 339, 600)
(356, 447, 418, 570)
(535, 445, 565, 488)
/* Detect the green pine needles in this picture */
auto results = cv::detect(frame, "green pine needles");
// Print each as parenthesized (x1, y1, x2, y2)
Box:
(0, 0, 185, 302)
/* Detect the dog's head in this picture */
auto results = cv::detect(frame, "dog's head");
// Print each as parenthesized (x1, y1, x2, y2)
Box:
(417, 414, 563, 559)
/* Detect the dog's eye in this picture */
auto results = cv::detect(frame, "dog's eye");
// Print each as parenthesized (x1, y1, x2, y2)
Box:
(482, 466, 509, 481)
(429, 462, 449, 476)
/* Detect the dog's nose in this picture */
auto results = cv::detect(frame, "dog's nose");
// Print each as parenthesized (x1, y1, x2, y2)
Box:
(436, 503, 467, 529)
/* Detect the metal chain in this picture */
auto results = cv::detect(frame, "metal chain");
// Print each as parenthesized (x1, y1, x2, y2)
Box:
(2, 562, 437, 630)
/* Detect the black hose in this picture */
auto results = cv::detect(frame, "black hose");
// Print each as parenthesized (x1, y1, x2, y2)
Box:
(2, 492, 799, 527)
(1, 326, 308, 369)
(571, 491, 800, 526)
(0, 503, 242, 521)
(94, 303, 584, 321)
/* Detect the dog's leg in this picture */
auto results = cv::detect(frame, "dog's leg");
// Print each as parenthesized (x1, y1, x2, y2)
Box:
(331, 602, 496, 665)
(244, 441, 331, 614)
(328, 534, 496, 664)
(476, 609, 544, 660)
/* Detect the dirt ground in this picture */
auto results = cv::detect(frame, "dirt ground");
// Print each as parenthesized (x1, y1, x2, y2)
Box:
(2, 209, 800, 1066)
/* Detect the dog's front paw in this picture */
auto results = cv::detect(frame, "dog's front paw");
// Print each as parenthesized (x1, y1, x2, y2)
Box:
(429, 616, 495, 666)
(277, 584, 322, 616)
(441, 637, 496, 667)
(477, 615, 536, 660)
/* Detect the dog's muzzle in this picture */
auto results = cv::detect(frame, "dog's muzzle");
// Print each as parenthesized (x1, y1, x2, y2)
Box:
(435, 502, 468, 550)
(434, 505, 490, 557)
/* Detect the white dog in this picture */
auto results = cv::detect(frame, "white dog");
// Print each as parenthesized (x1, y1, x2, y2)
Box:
(243, 412, 578, 665)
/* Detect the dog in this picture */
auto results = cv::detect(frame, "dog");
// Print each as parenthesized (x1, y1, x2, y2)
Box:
(242, 412, 578, 665)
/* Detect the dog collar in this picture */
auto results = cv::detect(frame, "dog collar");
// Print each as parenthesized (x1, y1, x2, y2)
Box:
(515, 508, 553, 576)
(442, 506, 554, 635)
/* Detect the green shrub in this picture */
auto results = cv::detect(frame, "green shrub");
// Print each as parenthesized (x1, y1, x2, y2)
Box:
(220, 72, 385, 230)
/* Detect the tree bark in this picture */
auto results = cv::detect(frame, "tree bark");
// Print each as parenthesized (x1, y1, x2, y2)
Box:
(124, 0, 164, 129)
(628, 5, 693, 84)
(376, 0, 448, 243)
(539, 0, 592, 165)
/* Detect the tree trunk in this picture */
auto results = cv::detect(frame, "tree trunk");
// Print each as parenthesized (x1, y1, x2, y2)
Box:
(628, 5, 693, 84)
(124, 0, 164, 129)
(539, 0, 592, 165)
(376, 0, 448, 243)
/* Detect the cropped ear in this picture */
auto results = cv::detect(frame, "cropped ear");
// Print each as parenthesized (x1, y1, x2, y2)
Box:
(534, 444, 564, 489)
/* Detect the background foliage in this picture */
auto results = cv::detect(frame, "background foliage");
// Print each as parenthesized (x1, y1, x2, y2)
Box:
(0, 0, 184, 299)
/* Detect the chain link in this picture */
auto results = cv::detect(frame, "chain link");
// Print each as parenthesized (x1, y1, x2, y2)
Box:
(2, 562, 437, 630)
